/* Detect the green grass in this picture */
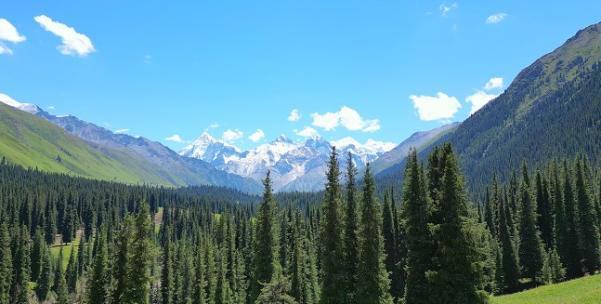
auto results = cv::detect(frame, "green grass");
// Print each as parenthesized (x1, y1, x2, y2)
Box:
(0, 103, 180, 186)
(50, 237, 82, 270)
(494, 274, 601, 304)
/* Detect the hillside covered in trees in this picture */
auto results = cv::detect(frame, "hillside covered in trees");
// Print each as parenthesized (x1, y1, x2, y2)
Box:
(0, 141, 599, 304)
(377, 21, 601, 194)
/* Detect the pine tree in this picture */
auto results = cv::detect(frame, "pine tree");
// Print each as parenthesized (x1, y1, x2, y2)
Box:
(54, 248, 69, 304)
(252, 171, 280, 302)
(36, 243, 52, 302)
(342, 152, 359, 302)
(161, 230, 175, 304)
(112, 216, 134, 303)
(562, 162, 582, 279)
(402, 149, 433, 304)
(12, 226, 30, 304)
(518, 164, 545, 283)
(193, 239, 208, 304)
(318, 147, 345, 303)
(65, 244, 78, 292)
(574, 159, 601, 273)
(123, 202, 154, 304)
(356, 164, 393, 304)
(535, 171, 554, 250)
(255, 270, 298, 304)
(88, 229, 109, 304)
(30, 229, 44, 282)
(0, 221, 12, 304)
(498, 188, 520, 292)
(382, 190, 400, 300)
(429, 145, 485, 303)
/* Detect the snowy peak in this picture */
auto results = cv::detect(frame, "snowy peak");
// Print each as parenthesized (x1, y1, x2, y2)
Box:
(180, 132, 241, 161)
(0, 93, 41, 114)
(180, 132, 395, 191)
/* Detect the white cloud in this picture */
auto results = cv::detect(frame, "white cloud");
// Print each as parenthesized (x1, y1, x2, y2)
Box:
(466, 77, 504, 114)
(296, 126, 319, 138)
(34, 15, 95, 56)
(410, 92, 461, 121)
(47, 105, 55, 110)
(249, 129, 265, 142)
(0, 18, 26, 55)
(439, 2, 457, 16)
(288, 109, 301, 122)
(114, 129, 129, 134)
(209, 122, 219, 129)
(486, 13, 508, 24)
(484, 77, 504, 90)
(466, 91, 498, 114)
(0, 18, 26, 43)
(311, 106, 380, 133)
(166, 134, 185, 143)
(0, 44, 13, 55)
(222, 129, 243, 143)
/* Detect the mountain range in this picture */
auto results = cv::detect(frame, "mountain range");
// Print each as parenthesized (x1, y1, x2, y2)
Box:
(377, 21, 601, 193)
(180, 132, 397, 191)
(0, 93, 455, 192)
(3, 21, 601, 194)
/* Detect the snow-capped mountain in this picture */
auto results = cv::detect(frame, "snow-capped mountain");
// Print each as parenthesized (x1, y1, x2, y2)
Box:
(180, 133, 395, 192)
(0, 93, 41, 114)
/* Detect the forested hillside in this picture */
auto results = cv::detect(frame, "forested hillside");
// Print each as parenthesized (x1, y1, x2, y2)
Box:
(377, 22, 601, 193)
(0, 141, 598, 303)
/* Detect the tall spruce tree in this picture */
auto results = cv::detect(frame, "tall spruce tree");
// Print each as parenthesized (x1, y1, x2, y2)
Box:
(574, 159, 601, 273)
(356, 165, 393, 304)
(535, 171, 554, 250)
(36, 243, 52, 302)
(54, 248, 69, 304)
(402, 149, 433, 304)
(518, 164, 545, 283)
(430, 145, 485, 303)
(498, 188, 521, 292)
(0, 221, 12, 304)
(382, 190, 400, 300)
(562, 162, 582, 278)
(88, 229, 109, 304)
(123, 202, 154, 304)
(162, 230, 175, 304)
(342, 152, 360, 302)
(252, 171, 280, 302)
(319, 147, 346, 303)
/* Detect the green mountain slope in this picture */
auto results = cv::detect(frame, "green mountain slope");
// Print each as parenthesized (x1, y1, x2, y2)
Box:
(0, 102, 155, 184)
(0, 103, 262, 193)
(378, 21, 601, 192)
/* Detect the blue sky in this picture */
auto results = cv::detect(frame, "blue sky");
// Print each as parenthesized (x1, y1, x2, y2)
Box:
(1, 1, 600, 151)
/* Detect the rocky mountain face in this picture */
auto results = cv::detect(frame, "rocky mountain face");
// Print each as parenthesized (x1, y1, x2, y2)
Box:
(180, 133, 396, 192)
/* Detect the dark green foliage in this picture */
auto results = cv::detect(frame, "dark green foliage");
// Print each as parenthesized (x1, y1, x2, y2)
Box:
(429, 145, 485, 303)
(342, 152, 359, 302)
(0, 221, 12, 304)
(36, 243, 52, 302)
(402, 150, 433, 304)
(518, 165, 545, 282)
(356, 165, 393, 304)
(318, 147, 345, 303)
(497, 188, 521, 292)
(574, 159, 601, 273)
(54, 248, 69, 304)
(535, 171, 554, 250)
(88, 229, 109, 304)
(255, 271, 298, 304)
(252, 172, 280, 302)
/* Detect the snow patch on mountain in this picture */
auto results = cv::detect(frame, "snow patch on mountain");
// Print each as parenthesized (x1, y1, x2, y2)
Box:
(180, 133, 395, 191)
(0, 93, 41, 114)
